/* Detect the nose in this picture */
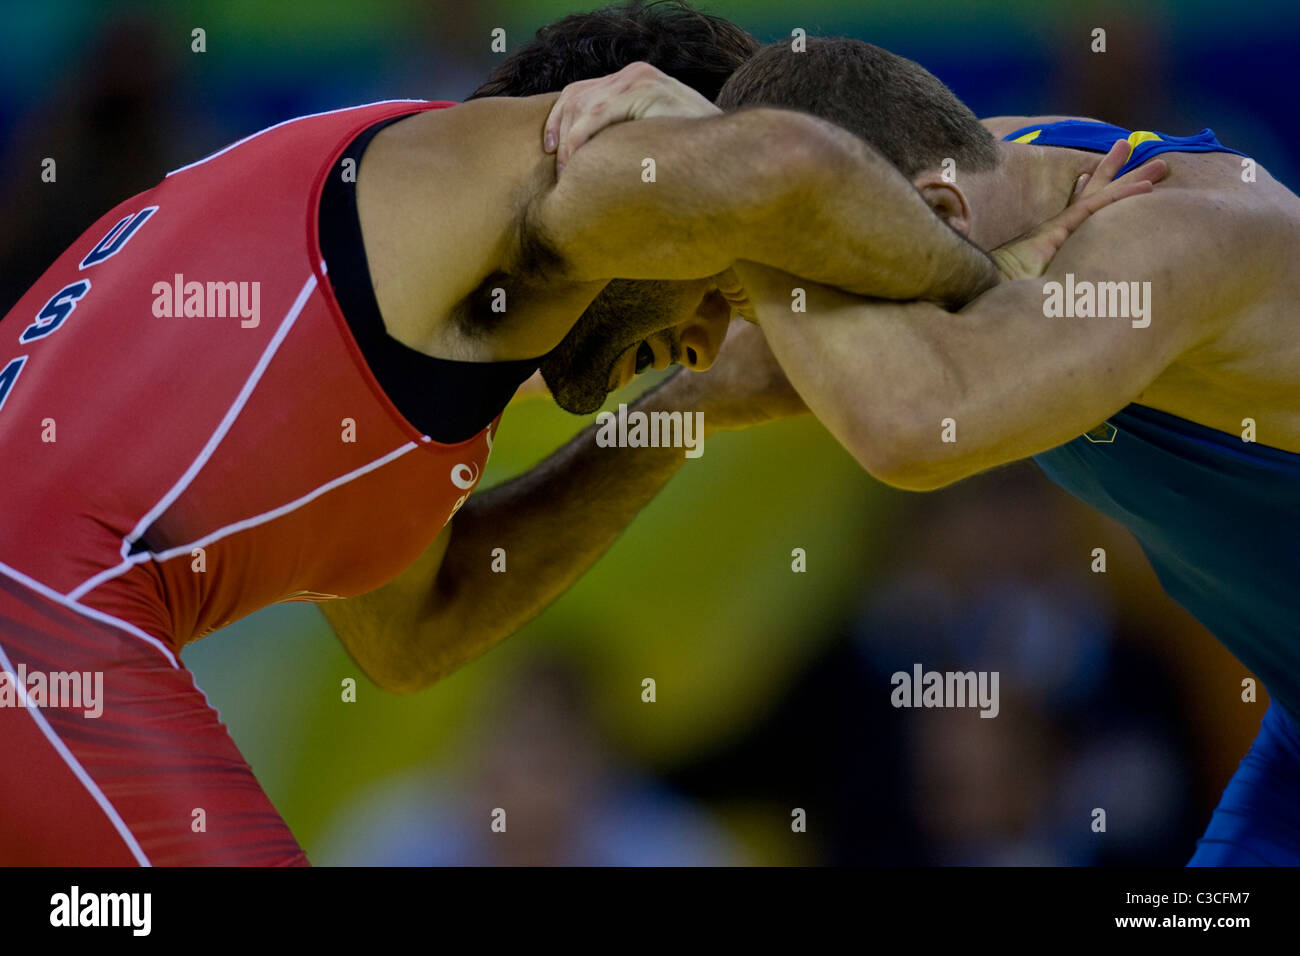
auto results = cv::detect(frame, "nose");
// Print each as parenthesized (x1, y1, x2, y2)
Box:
(677, 290, 731, 371)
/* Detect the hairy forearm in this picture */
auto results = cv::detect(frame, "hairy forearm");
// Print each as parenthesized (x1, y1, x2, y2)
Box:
(737, 261, 1159, 491)
(397, 377, 700, 689)
(733, 263, 963, 489)
(736, 113, 1001, 309)
(547, 108, 999, 307)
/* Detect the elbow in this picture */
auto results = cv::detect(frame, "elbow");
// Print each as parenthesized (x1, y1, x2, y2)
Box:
(847, 403, 968, 493)
(361, 625, 451, 696)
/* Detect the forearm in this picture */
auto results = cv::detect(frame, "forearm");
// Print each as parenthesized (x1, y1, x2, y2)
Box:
(735, 263, 956, 487)
(736, 259, 1174, 491)
(737, 114, 1000, 308)
(546, 108, 999, 307)
(392, 377, 701, 689)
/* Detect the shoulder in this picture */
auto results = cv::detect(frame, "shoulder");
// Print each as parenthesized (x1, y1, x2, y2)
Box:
(387, 94, 557, 139)
(352, 94, 564, 358)
(1048, 175, 1289, 343)
(367, 94, 558, 186)
(379, 94, 564, 277)
(1063, 173, 1278, 262)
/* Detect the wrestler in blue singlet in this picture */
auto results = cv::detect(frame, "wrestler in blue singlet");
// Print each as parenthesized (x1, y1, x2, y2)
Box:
(1004, 121, 1300, 866)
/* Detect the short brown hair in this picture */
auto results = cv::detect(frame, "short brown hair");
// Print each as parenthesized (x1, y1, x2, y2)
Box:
(470, 0, 758, 101)
(717, 37, 998, 178)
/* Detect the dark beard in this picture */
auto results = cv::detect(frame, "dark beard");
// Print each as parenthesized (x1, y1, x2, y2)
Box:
(539, 279, 677, 414)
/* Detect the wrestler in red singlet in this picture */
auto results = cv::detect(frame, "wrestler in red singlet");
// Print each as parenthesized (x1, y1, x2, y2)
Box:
(0, 100, 513, 865)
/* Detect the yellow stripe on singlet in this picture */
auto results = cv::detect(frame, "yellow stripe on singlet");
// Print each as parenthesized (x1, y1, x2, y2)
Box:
(1128, 130, 1163, 148)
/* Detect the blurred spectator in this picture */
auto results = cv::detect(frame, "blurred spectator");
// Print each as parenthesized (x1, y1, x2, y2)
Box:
(0, 12, 177, 312)
(670, 466, 1202, 865)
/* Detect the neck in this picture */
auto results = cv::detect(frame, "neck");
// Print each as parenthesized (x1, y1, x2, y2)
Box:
(963, 141, 1101, 249)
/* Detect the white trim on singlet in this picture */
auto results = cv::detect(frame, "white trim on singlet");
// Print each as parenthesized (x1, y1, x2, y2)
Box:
(0, 637, 152, 865)
(69, 440, 420, 600)
(65, 553, 149, 604)
(118, 273, 318, 562)
(145, 441, 418, 561)
(0, 560, 179, 669)
(164, 99, 430, 178)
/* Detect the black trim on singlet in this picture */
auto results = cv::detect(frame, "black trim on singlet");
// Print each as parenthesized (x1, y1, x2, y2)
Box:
(318, 113, 541, 444)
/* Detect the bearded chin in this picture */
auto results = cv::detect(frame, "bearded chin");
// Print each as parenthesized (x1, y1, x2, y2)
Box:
(537, 278, 674, 414)
(539, 351, 611, 415)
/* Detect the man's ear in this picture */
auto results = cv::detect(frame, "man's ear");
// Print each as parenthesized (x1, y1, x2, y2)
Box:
(913, 170, 972, 237)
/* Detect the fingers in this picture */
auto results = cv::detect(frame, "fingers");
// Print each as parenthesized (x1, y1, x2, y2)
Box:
(1081, 139, 1133, 198)
(1082, 177, 1154, 214)
(1048, 200, 1099, 241)
(554, 101, 578, 173)
(1062, 178, 1153, 232)
(1013, 176, 1153, 277)
(1078, 142, 1169, 203)
(994, 141, 1164, 281)
(1035, 177, 1153, 266)
(1117, 156, 1169, 188)
(545, 62, 647, 174)
(543, 77, 604, 173)
(545, 61, 716, 176)
(714, 268, 758, 322)
(543, 97, 564, 153)
(550, 85, 589, 175)
(545, 81, 592, 154)
(558, 101, 613, 172)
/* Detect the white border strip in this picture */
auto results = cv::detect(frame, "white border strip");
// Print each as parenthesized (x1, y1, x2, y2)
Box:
(0, 637, 151, 865)
(119, 273, 318, 561)
(0, 560, 178, 669)
(149, 442, 418, 561)
(70, 442, 418, 601)
(165, 99, 428, 178)
(66, 553, 148, 605)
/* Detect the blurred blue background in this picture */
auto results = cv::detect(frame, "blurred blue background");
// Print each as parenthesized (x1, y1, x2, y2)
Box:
(3, 0, 1293, 864)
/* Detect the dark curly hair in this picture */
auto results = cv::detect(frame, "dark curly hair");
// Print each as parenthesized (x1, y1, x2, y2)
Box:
(469, 0, 758, 101)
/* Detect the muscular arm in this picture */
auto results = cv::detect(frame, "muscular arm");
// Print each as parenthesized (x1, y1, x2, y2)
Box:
(736, 188, 1279, 490)
(320, 373, 703, 693)
(532, 104, 999, 307)
(325, 88, 1006, 690)
(362, 93, 998, 360)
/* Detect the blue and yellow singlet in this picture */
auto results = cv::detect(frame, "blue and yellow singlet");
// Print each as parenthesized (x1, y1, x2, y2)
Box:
(1004, 121, 1299, 724)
